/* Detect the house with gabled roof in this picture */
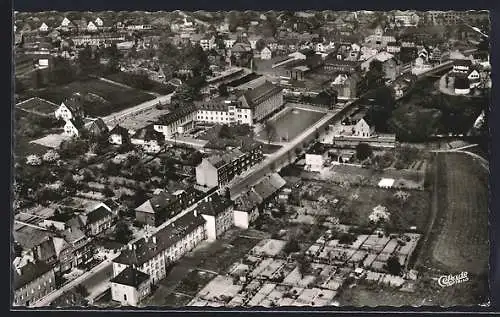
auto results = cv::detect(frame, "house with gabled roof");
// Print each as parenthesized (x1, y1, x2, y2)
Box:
(87, 21, 98, 32)
(54, 97, 84, 122)
(130, 125, 165, 153)
(39, 22, 50, 33)
(13, 260, 56, 307)
(112, 210, 207, 300)
(196, 145, 263, 188)
(84, 205, 115, 236)
(87, 118, 109, 139)
(233, 173, 286, 229)
(109, 125, 130, 146)
(135, 187, 206, 227)
(153, 104, 197, 138)
(193, 194, 233, 241)
(110, 266, 151, 306)
(236, 81, 284, 123)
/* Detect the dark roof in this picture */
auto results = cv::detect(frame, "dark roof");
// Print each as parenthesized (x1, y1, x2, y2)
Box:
(87, 118, 109, 135)
(324, 58, 361, 67)
(205, 148, 244, 168)
(133, 125, 164, 142)
(157, 105, 197, 126)
(110, 266, 150, 288)
(14, 261, 53, 290)
(109, 125, 129, 138)
(114, 211, 206, 266)
(454, 76, 470, 89)
(62, 96, 83, 113)
(194, 194, 232, 217)
(453, 59, 472, 66)
(239, 81, 282, 109)
(197, 98, 230, 111)
(299, 48, 316, 57)
(87, 206, 113, 224)
(307, 142, 328, 155)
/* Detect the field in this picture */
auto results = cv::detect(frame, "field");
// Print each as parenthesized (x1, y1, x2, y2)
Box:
(104, 72, 177, 95)
(432, 152, 489, 275)
(21, 78, 155, 117)
(256, 107, 325, 143)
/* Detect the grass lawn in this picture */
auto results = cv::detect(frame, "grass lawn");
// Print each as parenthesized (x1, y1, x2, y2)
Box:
(431, 152, 489, 275)
(175, 269, 217, 297)
(105, 72, 177, 95)
(21, 78, 154, 117)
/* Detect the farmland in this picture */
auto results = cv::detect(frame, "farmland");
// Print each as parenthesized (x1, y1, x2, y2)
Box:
(432, 152, 489, 275)
(20, 78, 155, 117)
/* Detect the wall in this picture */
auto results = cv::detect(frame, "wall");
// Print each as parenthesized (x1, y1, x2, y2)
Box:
(13, 269, 55, 307)
(201, 214, 216, 241)
(111, 282, 140, 306)
(195, 161, 219, 188)
(233, 210, 250, 229)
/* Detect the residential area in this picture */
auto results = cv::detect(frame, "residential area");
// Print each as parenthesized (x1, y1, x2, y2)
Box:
(12, 10, 490, 308)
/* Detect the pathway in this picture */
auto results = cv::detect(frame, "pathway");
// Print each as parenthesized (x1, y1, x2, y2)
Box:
(31, 257, 115, 307)
(91, 75, 160, 97)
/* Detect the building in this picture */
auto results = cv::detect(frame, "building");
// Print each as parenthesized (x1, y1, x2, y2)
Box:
(361, 51, 400, 81)
(233, 173, 286, 229)
(153, 105, 197, 138)
(39, 22, 50, 32)
(13, 260, 56, 307)
(363, 25, 396, 50)
(329, 73, 360, 100)
(71, 34, 126, 47)
(386, 42, 401, 54)
(131, 125, 165, 153)
(323, 58, 361, 74)
(236, 81, 284, 124)
(63, 119, 82, 137)
(110, 267, 151, 307)
(85, 205, 115, 236)
(134, 188, 206, 227)
(195, 145, 263, 188)
(87, 21, 98, 32)
(194, 194, 233, 241)
(109, 125, 130, 146)
(452, 59, 472, 74)
(196, 98, 239, 125)
(87, 118, 109, 139)
(111, 210, 207, 305)
(54, 98, 84, 122)
(305, 143, 329, 172)
(260, 46, 272, 60)
(393, 11, 420, 27)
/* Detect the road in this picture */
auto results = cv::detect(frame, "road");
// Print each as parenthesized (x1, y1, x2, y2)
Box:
(86, 93, 175, 128)
(31, 258, 114, 307)
(91, 75, 160, 97)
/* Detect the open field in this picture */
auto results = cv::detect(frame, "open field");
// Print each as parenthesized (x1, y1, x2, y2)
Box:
(432, 152, 489, 275)
(20, 78, 155, 117)
(256, 107, 325, 143)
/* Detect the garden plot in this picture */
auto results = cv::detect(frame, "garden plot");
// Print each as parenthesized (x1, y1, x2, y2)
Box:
(282, 267, 317, 288)
(249, 239, 287, 257)
(31, 133, 71, 149)
(196, 275, 243, 304)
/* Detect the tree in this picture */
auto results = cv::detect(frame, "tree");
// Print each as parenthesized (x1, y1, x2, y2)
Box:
(255, 39, 267, 52)
(77, 46, 99, 75)
(106, 43, 121, 74)
(218, 84, 229, 97)
(43, 150, 60, 163)
(114, 221, 133, 243)
(218, 124, 232, 139)
(367, 59, 383, 85)
(32, 69, 45, 89)
(103, 186, 115, 197)
(356, 142, 373, 161)
(264, 120, 277, 144)
(283, 238, 300, 254)
(75, 284, 89, 297)
(386, 255, 403, 276)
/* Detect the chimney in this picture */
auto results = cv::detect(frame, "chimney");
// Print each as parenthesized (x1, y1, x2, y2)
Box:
(128, 243, 132, 250)
(152, 236, 157, 244)
(194, 210, 198, 217)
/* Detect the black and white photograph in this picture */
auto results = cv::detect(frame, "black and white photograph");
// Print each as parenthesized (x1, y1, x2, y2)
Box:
(11, 9, 491, 308)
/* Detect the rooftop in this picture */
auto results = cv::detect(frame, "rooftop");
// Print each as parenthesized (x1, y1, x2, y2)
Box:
(114, 210, 206, 266)
(193, 194, 232, 217)
(157, 104, 197, 126)
(14, 261, 53, 290)
(238, 81, 283, 109)
(110, 266, 150, 288)
(86, 206, 113, 224)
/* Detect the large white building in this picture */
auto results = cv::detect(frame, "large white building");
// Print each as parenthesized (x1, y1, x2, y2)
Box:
(236, 81, 284, 124)
(153, 105, 197, 138)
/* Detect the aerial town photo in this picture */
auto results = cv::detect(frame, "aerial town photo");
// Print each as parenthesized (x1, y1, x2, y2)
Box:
(12, 10, 490, 308)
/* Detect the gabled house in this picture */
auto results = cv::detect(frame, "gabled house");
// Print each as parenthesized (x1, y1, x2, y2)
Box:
(87, 21, 98, 32)
(39, 22, 50, 33)
(63, 119, 82, 137)
(54, 98, 84, 122)
(110, 266, 151, 307)
(260, 46, 272, 60)
(87, 118, 109, 139)
(13, 260, 56, 307)
(153, 104, 197, 138)
(109, 125, 130, 146)
(329, 72, 360, 100)
(194, 194, 233, 241)
(233, 173, 286, 229)
(131, 125, 165, 153)
(85, 205, 115, 236)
